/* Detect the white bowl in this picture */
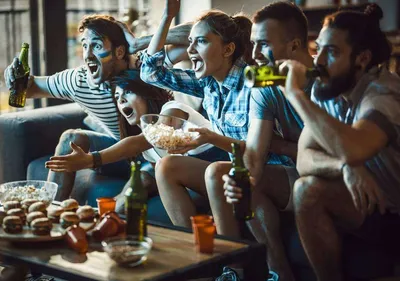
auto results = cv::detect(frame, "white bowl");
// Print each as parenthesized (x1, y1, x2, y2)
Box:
(0, 180, 58, 206)
(102, 235, 153, 267)
(140, 114, 199, 150)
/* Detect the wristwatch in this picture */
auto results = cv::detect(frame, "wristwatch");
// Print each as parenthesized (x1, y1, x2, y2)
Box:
(91, 151, 102, 169)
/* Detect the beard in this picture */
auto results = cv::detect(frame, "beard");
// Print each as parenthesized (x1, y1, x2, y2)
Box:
(313, 63, 358, 102)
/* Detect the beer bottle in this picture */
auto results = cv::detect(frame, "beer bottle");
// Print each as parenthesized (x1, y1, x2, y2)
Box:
(125, 161, 148, 240)
(9, 43, 30, 108)
(229, 142, 254, 221)
(244, 65, 319, 88)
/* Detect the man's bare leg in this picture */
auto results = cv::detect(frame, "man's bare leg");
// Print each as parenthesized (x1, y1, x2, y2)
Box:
(155, 155, 210, 228)
(48, 129, 90, 201)
(247, 165, 294, 281)
(205, 161, 240, 238)
(293, 176, 365, 281)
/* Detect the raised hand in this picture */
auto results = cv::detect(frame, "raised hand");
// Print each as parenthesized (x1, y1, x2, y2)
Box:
(165, 0, 181, 19)
(277, 59, 308, 97)
(45, 142, 93, 172)
(342, 164, 387, 216)
(115, 21, 139, 55)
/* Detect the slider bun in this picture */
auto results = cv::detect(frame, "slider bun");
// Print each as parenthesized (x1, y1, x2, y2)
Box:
(60, 212, 80, 229)
(28, 202, 47, 214)
(76, 205, 95, 222)
(31, 217, 52, 235)
(3, 201, 21, 212)
(61, 199, 79, 212)
(2, 215, 23, 234)
(27, 211, 46, 226)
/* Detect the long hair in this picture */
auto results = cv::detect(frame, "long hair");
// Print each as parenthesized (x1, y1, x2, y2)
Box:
(323, 3, 391, 70)
(196, 10, 254, 65)
(111, 70, 173, 140)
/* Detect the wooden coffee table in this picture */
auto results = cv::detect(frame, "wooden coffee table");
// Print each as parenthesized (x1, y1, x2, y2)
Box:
(0, 221, 267, 281)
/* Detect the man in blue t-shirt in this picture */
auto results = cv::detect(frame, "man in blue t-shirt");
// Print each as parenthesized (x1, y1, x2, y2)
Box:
(216, 2, 314, 280)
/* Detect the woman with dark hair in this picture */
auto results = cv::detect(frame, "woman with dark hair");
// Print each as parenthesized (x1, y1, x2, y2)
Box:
(46, 69, 228, 212)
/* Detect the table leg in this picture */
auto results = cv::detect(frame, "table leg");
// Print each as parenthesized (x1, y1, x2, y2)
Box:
(243, 244, 268, 281)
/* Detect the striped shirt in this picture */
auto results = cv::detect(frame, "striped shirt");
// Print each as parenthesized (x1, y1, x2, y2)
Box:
(45, 66, 120, 140)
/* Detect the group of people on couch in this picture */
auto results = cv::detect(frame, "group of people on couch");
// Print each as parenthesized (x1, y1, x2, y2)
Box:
(5, 0, 400, 280)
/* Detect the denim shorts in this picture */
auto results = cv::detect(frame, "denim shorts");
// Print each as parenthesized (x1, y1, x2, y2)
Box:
(82, 130, 130, 180)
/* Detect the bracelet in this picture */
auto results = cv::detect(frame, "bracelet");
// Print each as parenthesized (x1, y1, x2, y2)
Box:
(340, 163, 348, 174)
(91, 151, 102, 169)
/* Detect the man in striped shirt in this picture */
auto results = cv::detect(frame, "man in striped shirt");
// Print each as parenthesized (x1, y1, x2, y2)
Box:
(4, 14, 190, 201)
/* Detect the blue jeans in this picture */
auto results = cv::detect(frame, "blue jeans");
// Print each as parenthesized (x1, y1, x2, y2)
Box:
(83, 130, 130, 180)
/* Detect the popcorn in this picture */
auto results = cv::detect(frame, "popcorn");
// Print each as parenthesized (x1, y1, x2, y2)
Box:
(1, 185, 52, 205)
(142, 123, 198, 150)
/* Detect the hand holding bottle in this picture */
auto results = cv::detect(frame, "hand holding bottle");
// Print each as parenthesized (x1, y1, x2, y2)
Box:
(222, 174, 242, 204)
(277, 59, 309, 98)
(4, 58, 20, 90)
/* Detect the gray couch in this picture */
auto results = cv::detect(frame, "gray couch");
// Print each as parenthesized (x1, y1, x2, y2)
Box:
(0, 103, 397, 281)
(0, 103, 194, 224)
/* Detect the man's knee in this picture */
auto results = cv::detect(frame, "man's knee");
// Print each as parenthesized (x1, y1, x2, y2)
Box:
(293, 176, 327, 210)
(57, 129, 90, 153)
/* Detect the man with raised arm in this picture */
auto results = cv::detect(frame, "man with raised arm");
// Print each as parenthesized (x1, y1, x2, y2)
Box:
(4, 14, 191, 201)
(277, 4, 399, 281)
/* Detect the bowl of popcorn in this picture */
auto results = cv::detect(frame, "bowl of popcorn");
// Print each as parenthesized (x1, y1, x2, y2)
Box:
(140, 114, 199, 151)
(0, 180, 58, 206)
(102, 235, 153, 267)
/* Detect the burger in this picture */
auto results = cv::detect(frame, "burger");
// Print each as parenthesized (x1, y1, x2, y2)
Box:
(47, 206, 64, 223)
(31, 217, 52, 236)
(28, 202, 47, 216)
(6, 208, 26, 225)
(2, 216, 23, 234)
(27, 211, 46, 227)
(3, 201, 21, 212)
(76, 205, 95, 222)
(60, 212, 80, 229)
(61, 199, 79, 212)
(21, 199, 38, 213)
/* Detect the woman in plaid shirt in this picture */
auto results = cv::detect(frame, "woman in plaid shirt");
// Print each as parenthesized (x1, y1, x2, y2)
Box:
(140, 0, 255, 228)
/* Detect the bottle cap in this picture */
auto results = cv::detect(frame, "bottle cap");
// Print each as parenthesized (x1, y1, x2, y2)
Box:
(21, 43, 29, 48)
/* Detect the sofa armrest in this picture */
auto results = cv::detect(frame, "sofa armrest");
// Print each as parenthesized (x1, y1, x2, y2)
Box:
(0, 103, 87, 183)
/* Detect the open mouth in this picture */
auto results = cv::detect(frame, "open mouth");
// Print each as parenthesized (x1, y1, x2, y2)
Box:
(87, 62, 99, 76)
(122, 107, 134, 118)
(191, 58, 204, 72)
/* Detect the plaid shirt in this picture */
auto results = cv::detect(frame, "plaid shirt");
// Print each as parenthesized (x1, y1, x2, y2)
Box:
(140, 49, 289, 165)
(141, 49, 250, 141)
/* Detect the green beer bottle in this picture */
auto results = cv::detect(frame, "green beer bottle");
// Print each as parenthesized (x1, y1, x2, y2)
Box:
(125, 161, 148, 240)
(9, 43, 30, 108)
(229, 142, 254, 221)
(244, 65, 319, 87)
